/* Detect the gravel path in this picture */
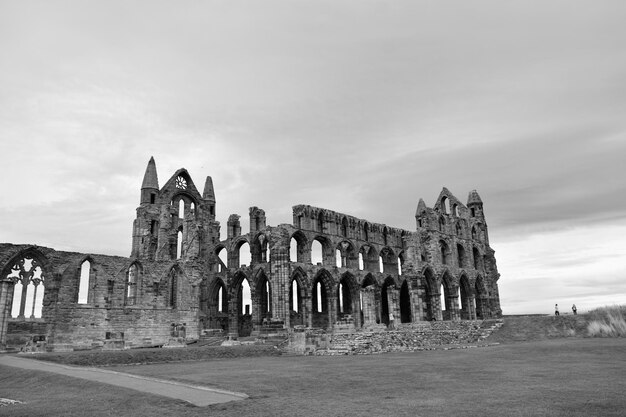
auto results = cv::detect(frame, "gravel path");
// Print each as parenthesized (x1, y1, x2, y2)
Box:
(0, 354, 247, 407)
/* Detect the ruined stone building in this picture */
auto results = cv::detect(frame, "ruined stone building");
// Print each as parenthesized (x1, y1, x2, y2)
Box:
(0, 157, 501, 351)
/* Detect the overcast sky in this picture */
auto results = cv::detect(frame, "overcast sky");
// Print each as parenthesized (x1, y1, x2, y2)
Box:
(1, 1, 625, 314)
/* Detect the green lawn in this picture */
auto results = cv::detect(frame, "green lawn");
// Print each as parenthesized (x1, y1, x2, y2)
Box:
(1, 338, 625, 416)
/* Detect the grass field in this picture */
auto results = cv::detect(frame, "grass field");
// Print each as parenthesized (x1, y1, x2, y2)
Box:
(1, 338, 625, 417)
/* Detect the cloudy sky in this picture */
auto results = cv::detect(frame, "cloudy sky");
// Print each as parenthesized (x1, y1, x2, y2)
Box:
(1, 1, 625, 314)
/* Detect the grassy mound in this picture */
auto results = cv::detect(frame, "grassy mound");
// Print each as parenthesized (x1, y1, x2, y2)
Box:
(29, 344, 281, 367)
(587, 305, 626, 337)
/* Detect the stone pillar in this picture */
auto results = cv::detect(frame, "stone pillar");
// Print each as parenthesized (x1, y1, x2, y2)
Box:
(327, 295, 337, 329)
(270, 247, 290, 326)
(0, 280, 14, 349)
(361, 286, 377, 326)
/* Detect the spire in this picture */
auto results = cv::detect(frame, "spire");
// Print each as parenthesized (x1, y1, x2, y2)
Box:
(203, 176, 215, 201)
(415, 198, 427, 217)
(467, 190, 483, 205)
(141, 156, 159, 190)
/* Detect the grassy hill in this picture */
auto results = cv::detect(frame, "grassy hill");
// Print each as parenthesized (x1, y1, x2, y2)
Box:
(486, 306, 626, 343)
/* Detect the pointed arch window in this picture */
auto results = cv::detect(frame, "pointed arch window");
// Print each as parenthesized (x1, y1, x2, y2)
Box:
(126, 264, 139, 306)
(77, 260, 91, 304)
(8, 255, 45, 319)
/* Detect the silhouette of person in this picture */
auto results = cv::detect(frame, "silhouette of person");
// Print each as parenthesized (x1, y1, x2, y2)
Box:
(572, 304, 577, 315)
(388, 312, 395, 330)
(555, 304, 560, 316)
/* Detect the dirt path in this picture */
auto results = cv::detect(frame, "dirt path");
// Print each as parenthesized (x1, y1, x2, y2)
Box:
(0, 354, 247, 407)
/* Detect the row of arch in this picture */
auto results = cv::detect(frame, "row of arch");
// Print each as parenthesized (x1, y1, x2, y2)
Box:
(204, 266, 492, 335)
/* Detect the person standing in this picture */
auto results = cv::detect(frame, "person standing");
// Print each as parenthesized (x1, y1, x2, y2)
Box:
(388, 312, 395, 330)
(555, 304, 560, 316)
(572, 304, 577, 315)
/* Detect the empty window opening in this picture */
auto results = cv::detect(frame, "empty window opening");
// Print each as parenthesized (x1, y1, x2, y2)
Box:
(290, 238, 298, 262)
(8, 256, 45, 319)
(453, 204, 459, 216)
(126, 264, 138, 306)
(77, 260, 90, 304)
(151, 220, 158, 235)
(178, 199, 185, 219)
(241, 279, 251, 314)
(358, 253, 364, 270)
(442, 197, 450, 214)
(239, 242, 251, 267)
(438, 216, 445, 232)
(190, 202, 195, 213)
(210, 205, 215, 216)
(217, 286, 223, 312)
(341, 217, 348, 237)
(336, 249, 342, 268)
(316, 282, 322, 312)
(471, 208, 476, 217)
(176, 230, 183, 259)
(440, 284, 446, 311)
(471, 226, 477, 239)
(150, 193, 156, 204)
(378, 256, 384, 273)
(292, 280, 299, 313)
(311, 240, 323, 265)
(339, 283, 344, 313)
(317, 214, 324, 233)
(397, 257, 403, 275)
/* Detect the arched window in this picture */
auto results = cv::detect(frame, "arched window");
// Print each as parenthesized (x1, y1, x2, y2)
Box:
(316, 282, 323, 312)
(471, 226, 477, 240)
(8, 255, 45, 319)
(77, 260, 90, 304)
(311, 240, 323, 265)
(241, 279, 251, 314)
(439, 216, 445, 232)
(126, 264, 138, 306)
(238, 242, 251, 267)
(288, 237, 296, 262)
(178, 199, 185, 219)
(442, 197, 450, 214)
(455, 222, 462, 237)
(363, 223, 369, 241)
(397, 257, 403, 275)
(358, 252, 364, 270)
(378, 256, 384, 273)
(292, 280, 299, 313)
(176, 229, 183, 259)
(217, 286, 223, 312)
(336, 249, 342, 268)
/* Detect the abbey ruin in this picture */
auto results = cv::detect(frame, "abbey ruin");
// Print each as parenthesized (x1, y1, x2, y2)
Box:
(0, 157, 501, 352)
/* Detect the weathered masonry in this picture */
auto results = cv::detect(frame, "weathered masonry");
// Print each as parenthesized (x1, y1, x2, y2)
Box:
(0, 158, 501, 351)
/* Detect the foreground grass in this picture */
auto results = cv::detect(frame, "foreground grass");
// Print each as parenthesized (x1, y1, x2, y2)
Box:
(2, 338, 625, 417)
(587, 305, 626, 337)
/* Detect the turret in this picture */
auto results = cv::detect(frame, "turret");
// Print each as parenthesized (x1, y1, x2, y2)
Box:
(203, 176, 216, 217)
(140, 156, 159, 204)
(467, 190, 484, 219)
(415, 198, 428, 229)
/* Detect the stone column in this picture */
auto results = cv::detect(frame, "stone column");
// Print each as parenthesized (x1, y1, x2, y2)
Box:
(0, 280, 14, 349)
